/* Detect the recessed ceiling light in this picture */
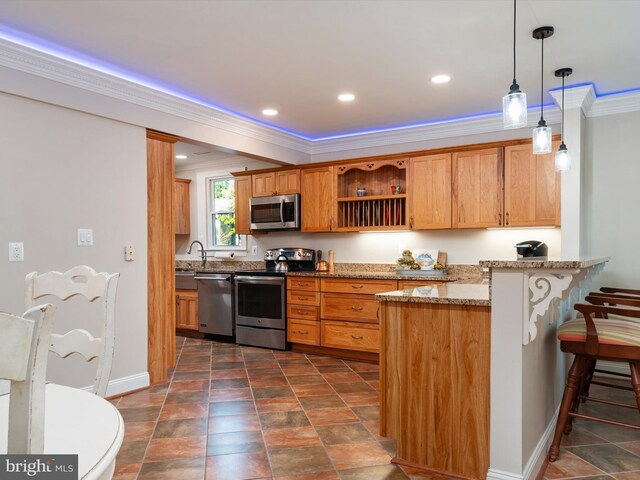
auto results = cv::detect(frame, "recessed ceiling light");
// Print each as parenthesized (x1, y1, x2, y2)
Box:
(431, 74, 451, 84)
(175, 155, 187, 159)
(338, 93, 355, 102)
(262, 108, 278, 116)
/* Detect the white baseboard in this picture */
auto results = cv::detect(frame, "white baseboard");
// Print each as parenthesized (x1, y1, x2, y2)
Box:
(82, 372, 150, 397)
(487, 408, 559, 480)
(522, 408, 559, 480)
(487, 469, 524, 480)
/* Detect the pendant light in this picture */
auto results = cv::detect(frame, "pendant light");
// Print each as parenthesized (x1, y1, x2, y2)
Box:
(502, 0, 527, 129)
(532, 26, 554, 154)
(554, 68, 573, 171)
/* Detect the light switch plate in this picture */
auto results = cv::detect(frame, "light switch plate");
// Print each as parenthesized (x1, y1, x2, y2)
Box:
(9, 242, 24, 262)
(77, 228, 93, 246)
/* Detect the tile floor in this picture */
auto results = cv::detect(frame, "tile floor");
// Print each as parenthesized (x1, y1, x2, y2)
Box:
(112, 337, 640, 480)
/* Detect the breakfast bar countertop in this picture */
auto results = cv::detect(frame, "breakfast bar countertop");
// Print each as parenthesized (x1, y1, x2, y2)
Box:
(375, 278, 490, 306)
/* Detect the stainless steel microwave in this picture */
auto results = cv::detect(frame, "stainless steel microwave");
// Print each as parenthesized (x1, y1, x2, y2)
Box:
(250, 194, 300, 230)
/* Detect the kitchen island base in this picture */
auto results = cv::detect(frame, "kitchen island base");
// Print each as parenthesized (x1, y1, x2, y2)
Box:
(380, 301, 491, 480)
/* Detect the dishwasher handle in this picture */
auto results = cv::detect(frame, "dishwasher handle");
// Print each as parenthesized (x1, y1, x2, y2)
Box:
(194, 275, 232, 282)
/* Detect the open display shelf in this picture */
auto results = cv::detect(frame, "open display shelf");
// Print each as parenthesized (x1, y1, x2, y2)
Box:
(335, 159, 408, 231)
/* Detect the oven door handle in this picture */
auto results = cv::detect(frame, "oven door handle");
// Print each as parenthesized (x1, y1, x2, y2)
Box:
(235, 276, 285, 285)
(280, 198, 285, 226)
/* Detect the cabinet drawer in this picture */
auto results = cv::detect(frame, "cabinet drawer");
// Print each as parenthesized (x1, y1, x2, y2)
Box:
(287, 290, 320, 306)
(322, 321, 379, 353)
(321, 278, 397, 295)
(321, 293, 379, 323)
(397, 280, 445, 290)
(288, 319, 320, 345)
(287, 277, 320, 291)
(287, 304, 319, 321)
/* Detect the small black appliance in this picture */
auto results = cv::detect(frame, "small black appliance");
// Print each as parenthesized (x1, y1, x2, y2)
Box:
(515, 241, 548, 259)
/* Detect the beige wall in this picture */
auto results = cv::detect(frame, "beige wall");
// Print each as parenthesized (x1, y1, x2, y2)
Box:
(0, 92, 148, 392)
(583, 110, 640, 287)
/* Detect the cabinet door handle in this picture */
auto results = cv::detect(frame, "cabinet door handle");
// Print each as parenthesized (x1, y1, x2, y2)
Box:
(409, 215, 414, 229)
(351, 285, 364, 289)
(295, 330, 309, 335)
(351, 306, 363, 311)
(498, 212, 502, 225)
(506, 212, 510, 226)
(297, 282, 310, 287)
(176, 296, 180, 306)
(351, 335, 364, 340)
(295, 310, 307, 315)
(297, 296, 309, 301)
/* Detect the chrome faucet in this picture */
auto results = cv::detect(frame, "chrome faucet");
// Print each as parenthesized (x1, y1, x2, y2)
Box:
(187, 240, 207, 268)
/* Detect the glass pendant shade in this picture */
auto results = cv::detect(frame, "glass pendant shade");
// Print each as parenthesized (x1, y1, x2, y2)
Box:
(503, 90, 527, 129)
(555, 143, 571, 171)
(533, 123, 552, 154)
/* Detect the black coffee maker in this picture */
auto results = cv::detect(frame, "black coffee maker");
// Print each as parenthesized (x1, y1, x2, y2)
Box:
(515, 241, 548, 259)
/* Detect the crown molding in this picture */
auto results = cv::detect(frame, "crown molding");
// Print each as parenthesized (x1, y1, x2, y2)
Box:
(310, 109, 561, 155)
(588, 89, 640, 118)
(549, 85, 596, 115)
(2, 36, 638, 160)
(0, 37, 313, 155)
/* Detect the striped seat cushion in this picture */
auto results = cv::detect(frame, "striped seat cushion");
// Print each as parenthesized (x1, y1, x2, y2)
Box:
(557, 316, 640, 346)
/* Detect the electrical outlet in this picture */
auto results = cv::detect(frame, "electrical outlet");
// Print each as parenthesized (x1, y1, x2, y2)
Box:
(124, 244, 135, 261)
(9, 242, 24, 262)
(251, 245, 258, 256)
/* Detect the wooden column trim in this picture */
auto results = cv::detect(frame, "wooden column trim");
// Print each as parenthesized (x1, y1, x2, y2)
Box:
(146, 129, 178, 385)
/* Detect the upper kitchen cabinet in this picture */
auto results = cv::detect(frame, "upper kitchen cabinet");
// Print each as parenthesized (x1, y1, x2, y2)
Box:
(174, 178, 191, 235)
(408, 153, 451, 229)
(335, 159, 408, 231)
(452, 148, 503, 228)
(252, 169, 300, 197)
(504, 142, 561, 227)
(235, 176, 252, 235)
(301, 166, 334, 232)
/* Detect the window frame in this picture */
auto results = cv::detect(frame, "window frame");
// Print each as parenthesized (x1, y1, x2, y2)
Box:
(206, 175, 246, 251)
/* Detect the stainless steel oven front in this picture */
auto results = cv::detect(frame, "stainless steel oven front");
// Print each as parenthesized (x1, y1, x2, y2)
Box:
(234, 275, 288, 350)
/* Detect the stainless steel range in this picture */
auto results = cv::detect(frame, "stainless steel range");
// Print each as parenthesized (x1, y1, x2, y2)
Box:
(235, 248, 316, 350)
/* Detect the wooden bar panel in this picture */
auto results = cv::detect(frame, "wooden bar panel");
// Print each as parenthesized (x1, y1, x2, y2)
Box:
(381, 301, 491, 479)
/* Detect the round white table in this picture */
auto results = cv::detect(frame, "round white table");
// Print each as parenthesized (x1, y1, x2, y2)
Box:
(0, 383, 124, 480)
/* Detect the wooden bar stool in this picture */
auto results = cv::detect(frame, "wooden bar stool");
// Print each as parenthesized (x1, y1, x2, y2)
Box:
(548, 296, 640, 462)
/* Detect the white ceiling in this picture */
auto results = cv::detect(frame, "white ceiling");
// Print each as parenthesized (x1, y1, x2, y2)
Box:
(0, 0, 638, 139)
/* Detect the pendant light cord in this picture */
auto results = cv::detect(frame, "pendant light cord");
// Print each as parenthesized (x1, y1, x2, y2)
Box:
(561, 73, 565, 141)
(540, 36, 545, 122)
(513, 0, 517, 83)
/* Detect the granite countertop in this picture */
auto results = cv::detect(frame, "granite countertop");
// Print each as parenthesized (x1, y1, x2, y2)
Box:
(479, 256, 610, 269)
(375, 279, 491, 306)
(286, 271, 465, 281)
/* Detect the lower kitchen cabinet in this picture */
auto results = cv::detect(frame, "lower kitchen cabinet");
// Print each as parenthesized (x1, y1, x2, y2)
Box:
(176, 289, 198, 331)
(287, 276, 397, 357)
(322, 320, 380, 352)
(288, 319, 320, 345)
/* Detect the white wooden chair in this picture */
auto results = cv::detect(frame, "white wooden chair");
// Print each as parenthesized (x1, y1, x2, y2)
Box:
(24, 266, 119, 397)
(0, 304, 55, 454)
(1, 303, 125, 479)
